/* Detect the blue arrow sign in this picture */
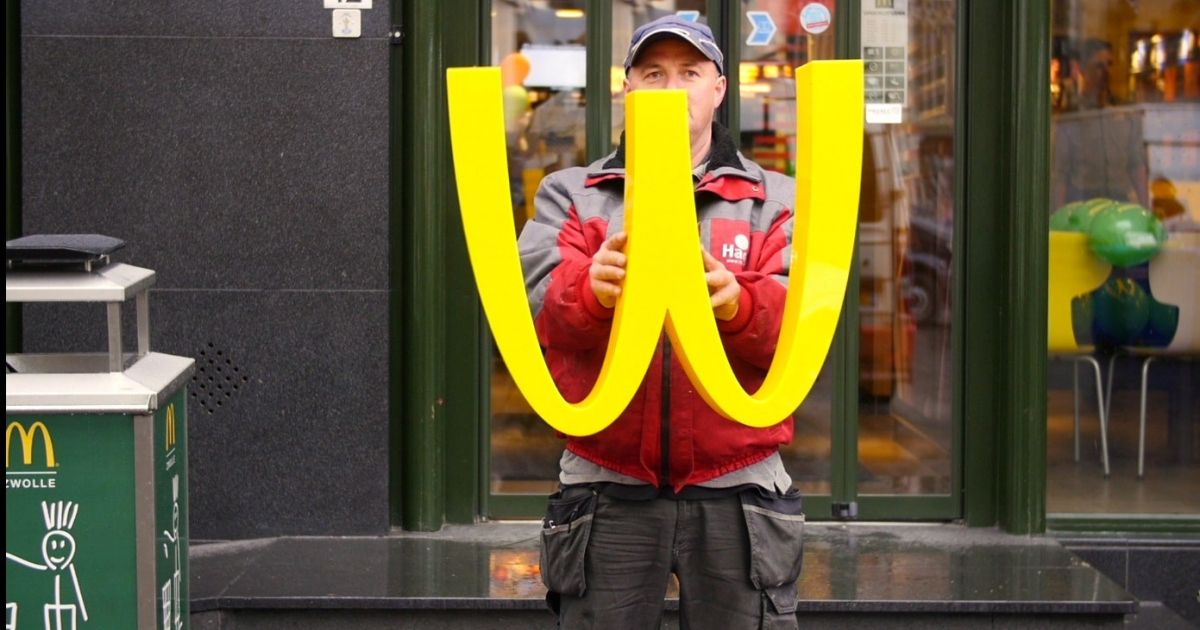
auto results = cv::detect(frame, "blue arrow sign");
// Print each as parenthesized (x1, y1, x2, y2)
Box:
(675, 10, 700, 22)
(745, 11, 776, 47)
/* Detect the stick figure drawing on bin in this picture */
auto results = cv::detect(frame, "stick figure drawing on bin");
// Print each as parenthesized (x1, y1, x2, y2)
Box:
(5, 501, 89, 630)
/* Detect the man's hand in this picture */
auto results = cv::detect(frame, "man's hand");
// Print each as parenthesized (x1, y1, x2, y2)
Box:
(590, 232, 628, 309)
(702, 248, 740, 321)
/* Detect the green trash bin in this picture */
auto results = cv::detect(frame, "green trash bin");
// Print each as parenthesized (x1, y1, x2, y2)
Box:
(6, 235, 195, 630)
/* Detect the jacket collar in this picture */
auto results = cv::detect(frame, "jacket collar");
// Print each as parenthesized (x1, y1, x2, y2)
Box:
(584, 122, 764, 202)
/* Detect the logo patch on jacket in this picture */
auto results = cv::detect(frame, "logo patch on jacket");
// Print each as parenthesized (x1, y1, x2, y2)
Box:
(710, 219, 750, 271)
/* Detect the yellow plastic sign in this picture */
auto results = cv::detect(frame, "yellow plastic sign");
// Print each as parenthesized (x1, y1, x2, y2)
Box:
(447, 61, 863, 436)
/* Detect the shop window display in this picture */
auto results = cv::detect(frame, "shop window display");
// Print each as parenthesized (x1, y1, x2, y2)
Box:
(1047, 0, 1199, 515)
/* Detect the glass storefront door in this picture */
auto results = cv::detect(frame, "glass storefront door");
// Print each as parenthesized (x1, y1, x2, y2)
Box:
(485, 0, 962, 520)
(732, 0, 840, 502)
(852, 0, 958, 517)
(487, 0, 593, 498)
(1046, 0, 1199, 517)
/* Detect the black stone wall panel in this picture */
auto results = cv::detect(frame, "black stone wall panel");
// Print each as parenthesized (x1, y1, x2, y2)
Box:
(21, 36, 389, 291)
(23, 290, 391, 538)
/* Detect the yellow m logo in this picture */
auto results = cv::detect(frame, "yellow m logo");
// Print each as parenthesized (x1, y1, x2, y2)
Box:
(166, 404, 177, 450)
(447, 62, 863, 437)
(6, 421, 57, 468)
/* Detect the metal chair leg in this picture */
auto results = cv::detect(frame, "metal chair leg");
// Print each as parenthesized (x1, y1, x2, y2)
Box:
(1084, 356, 1110, 477)
(1105, 353, 1118, 424)
(1138, 356, 1156, 481)
(1073, 360, 1081, 462)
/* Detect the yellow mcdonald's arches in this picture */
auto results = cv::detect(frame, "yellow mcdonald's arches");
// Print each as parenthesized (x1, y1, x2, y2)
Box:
(446, 62, 862, 437)
(166, 404, 177, 450)
(6, 421, 57, 468)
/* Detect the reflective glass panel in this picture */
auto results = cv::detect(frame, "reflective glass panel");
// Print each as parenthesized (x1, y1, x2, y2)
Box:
(1047, 0, 1199, 515)
(855, 0, 956, 496)
(736, 0, 839, 494)
(489, 0, 589, 495)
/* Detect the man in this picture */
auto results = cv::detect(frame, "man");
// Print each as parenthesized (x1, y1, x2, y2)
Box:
(1074, 38, 1118, 110)
(520, 15, 803, 630)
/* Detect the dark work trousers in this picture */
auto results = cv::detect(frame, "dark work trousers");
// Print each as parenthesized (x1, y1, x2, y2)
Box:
(551, 491, 800, 630)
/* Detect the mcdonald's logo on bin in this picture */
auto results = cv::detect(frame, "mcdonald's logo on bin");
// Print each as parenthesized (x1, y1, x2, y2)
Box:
(165, 404, 177, 451)
(6, 421, 57, 469)
(446, 61, 863, 438)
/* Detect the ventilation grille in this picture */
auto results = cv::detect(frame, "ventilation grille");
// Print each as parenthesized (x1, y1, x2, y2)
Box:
(190, 343, 248, 415)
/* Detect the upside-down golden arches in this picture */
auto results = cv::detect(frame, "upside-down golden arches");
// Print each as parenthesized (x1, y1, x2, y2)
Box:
(446, 62, 863, 436)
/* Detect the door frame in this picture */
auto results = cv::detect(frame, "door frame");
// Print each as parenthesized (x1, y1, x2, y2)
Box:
(390, 0, 1066, 533)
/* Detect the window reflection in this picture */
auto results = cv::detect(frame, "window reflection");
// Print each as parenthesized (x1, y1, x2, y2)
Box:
(1047, 0, 1199, 514)
(736, 0, 838, 494)
(854, 0, 956, 496)
(490, 0, 590, 495)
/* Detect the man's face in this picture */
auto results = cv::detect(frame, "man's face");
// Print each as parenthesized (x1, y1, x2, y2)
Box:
(625, 38, 726, 143)
(1084, 48, 1112, 92)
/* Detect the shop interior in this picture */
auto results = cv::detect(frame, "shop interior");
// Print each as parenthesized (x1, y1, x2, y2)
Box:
(1047, 0, 1198, 515)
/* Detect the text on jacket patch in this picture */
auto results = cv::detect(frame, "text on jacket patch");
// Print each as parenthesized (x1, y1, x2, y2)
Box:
(721, 233, 750, 267)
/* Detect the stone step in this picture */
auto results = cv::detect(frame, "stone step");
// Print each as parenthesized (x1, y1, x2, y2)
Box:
(189, 523, 1138, 630)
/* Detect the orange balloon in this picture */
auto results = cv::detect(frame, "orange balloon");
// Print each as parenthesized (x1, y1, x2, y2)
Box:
(500, 52, 531, 87)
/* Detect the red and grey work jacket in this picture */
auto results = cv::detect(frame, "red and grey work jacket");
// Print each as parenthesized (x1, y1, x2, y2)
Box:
(517, 124, 797, 491)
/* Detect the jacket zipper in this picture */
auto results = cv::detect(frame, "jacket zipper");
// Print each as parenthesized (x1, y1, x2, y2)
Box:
(660, 336, 671, 487)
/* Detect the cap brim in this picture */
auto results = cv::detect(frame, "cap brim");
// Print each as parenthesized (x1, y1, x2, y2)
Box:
(625, 28, 722, 75)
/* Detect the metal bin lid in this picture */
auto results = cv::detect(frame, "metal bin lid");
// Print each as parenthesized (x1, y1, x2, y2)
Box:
(6, 263, 155, 303)
(7, 234, 126, 266)
(6, 353, 196, 414)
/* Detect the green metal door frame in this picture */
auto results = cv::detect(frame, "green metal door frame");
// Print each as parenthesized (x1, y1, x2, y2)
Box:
(708, 0, 741, 135)
(959, 0, 1050, 533)
(442, 0, 492, 527)
(831, 0, 861, 521)
(391, 0, 1089, 534)
(393, 0, 445, 532)
(391, 0, 490, 531)
(975, 0, 1200, 535)
(836, 0, 961, 523)
(584, 0, 612, 164)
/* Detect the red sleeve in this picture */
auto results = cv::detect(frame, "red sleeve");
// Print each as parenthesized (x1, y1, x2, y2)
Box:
(519, 174, 615, 351)
(716, 209, 792, 370)
(533, 211, 614, 351)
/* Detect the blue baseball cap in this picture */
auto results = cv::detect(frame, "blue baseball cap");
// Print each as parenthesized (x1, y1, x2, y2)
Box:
(624, 15, 724, 77)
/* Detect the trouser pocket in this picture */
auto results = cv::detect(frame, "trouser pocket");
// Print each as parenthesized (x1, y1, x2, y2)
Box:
(742, 488, 804, 629)
(539, 486, 598, 615)
(740, 487, 805, 589)
(761, 585, 798, 629)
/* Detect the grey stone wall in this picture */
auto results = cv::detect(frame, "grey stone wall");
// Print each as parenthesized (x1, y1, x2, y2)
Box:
(1065, 540, 1200, 626)
(19, 1, 392, 538)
